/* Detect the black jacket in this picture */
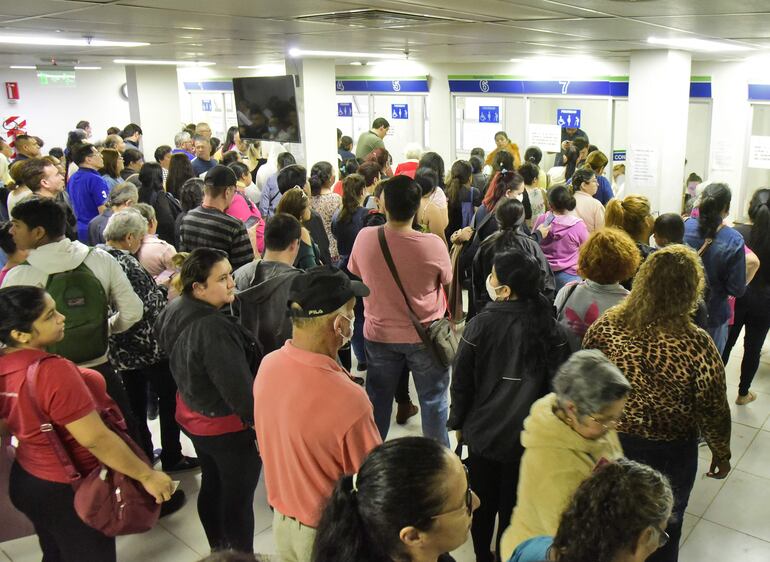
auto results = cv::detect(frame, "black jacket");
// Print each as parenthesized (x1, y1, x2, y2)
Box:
(232, 260, 301, 355)
(305, 210, 332, 265)
(154, 295, 260, 423)
(447, 300, 571, 461)
(472, 228, 556, 313)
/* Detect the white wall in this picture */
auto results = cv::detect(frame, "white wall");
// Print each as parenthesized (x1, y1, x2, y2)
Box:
(0, 67, 130, 150)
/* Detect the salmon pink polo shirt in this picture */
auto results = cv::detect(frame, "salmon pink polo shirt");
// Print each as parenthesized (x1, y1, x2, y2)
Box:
(253, 340, 381, 528)
(348, 225, 452, 344)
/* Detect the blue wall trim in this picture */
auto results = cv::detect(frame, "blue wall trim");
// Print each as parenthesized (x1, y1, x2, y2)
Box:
(749, 84, 770, 101)
(449, 79, 709, 99)
(335, 79, 429, 93)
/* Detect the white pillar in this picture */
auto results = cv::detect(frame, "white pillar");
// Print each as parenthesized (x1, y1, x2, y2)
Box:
(293, 58, 338, 170)
(426, 64, 452, 159)
(626, 50, 692, 213)
(707, 62, 751, 219)
(124, 65, 183, 157)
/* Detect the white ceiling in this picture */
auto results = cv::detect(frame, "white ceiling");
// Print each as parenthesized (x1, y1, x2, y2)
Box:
(0, 0, 769, 67)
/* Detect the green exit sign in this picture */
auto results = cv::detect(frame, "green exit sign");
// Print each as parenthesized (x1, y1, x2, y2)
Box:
(37, 70, 76, 87)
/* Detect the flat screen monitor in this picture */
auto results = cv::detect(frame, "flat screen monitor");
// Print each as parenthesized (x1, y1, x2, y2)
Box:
(232, 75, 301, 143)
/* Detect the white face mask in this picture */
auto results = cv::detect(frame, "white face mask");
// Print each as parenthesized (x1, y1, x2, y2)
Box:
(486, 274, 505, 302)
(335, 312, 355, 346)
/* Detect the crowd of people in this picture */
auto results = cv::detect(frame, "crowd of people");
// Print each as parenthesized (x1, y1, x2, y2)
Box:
(0, 114, 761, 562)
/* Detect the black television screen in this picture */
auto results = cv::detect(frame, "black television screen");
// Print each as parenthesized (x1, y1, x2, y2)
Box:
(232, 76, 301, 143)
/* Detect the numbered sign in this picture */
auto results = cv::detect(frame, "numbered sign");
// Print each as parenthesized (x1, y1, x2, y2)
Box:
(556, 109, 582, 128)
(337, 103, 353, 117)
(391, 104, 408, 120)
(479, 106, 500, 123)
(201, 99, 212, 112)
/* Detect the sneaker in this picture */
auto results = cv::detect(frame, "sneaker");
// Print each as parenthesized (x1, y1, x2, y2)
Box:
(396, 401, 419, 425)
(164, 456, 201, 473)
(159, 489, 186, 518)
(736, 391, 757, 406)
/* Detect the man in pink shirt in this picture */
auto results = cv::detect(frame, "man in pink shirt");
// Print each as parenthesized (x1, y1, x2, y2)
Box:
(348, 175, 453, 445)
(253, 265, 381, 562)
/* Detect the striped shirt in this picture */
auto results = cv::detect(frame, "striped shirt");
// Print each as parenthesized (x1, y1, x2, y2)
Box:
(179, 206, 254, 270)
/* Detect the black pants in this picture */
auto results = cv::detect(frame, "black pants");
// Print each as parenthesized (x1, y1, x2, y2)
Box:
(187, 429, 261, 553)
(620, 434, 698, 562)
(465, 449, 522, 562)
(723, 287, 770, 396)
(9, 462, 115, 562)
(121, 360, 182, 468)
(91, 361, 144, 449)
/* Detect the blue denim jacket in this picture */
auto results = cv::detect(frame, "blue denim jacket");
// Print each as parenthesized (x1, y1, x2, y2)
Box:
(684, 218, 746, 326)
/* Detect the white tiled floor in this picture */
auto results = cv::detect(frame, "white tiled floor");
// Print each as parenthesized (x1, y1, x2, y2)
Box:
(3, 338, 770, 561)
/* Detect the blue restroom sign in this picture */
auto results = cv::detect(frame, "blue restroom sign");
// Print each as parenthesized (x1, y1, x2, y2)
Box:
(557, 109, 581, 128)
(337, 103, 353, 117)
(479, 106, 500, 123)
(201, 99, 212, 112)
(391, 104, 408, 119)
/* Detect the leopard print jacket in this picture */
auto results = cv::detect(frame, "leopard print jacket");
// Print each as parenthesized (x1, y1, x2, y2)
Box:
(584, 313, 732, 462)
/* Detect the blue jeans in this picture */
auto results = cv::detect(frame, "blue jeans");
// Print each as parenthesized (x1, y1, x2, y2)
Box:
(554, 270, 581, 293)
(707, 322, 729, 355)
(351, 297, 366, 365)
(364, 339, 450, 446)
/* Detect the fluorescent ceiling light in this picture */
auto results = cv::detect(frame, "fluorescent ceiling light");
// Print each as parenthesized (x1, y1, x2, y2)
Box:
(647, 36, 751, 52)
(237, 64, 284, 70)
(10, 65, 35, 69)
(74, 66, 101, 70)
(0, 35, 148, 47)
(114, 59, 215, 66)
(288, 48, 405, 60)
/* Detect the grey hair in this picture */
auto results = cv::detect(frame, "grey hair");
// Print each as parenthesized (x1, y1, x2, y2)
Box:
(174, 130, 191, 148)
(133, 202, 156, 223)
(108, 182, 139, 207)
(103, 209, 148, 242)
(404, 142, 423, 160)
(553, 350, 631, 417)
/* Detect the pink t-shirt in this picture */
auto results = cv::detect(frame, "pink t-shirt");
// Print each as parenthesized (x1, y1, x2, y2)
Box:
(226, 192, 265, 255)
(348, 225, 452, 344)
(253, 341, 381, 527)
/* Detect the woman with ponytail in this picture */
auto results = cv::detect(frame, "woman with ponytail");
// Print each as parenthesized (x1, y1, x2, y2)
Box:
(523, 146, 548, 191)
(683, 183, 748, 353)
(449, 250, 570, 562)
(312, 437, 479, 562)
(723, 188, 770, 404)
(509, 458, 673, 562)
(309, 161, 341, 262)
(445, 159, 482, 241)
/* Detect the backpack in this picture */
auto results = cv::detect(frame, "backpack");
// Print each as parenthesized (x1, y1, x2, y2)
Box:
(45, 249, 109, 364)
(460, 187, 475, 229)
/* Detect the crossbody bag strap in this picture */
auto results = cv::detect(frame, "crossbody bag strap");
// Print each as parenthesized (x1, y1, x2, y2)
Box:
(377, 226, 433, 348)
(697, 223, 726, 257)
(556, 282, 581, 317)
(24, 357, 82, 481)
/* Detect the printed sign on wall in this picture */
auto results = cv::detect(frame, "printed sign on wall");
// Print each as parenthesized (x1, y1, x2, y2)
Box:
(391, 104, 409, 119)
(337, 103, 353, 117)
(479, 106, 500, 123)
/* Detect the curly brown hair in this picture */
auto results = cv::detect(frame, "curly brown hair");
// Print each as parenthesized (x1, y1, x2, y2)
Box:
(275, 187, 309, 222)
(577, 228, 641, 284)
(553, 458, 673, 562)
(607, 244, 705, 332)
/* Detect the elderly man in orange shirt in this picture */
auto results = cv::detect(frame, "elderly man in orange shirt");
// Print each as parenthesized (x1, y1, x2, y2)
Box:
(253, 265, 381, 562)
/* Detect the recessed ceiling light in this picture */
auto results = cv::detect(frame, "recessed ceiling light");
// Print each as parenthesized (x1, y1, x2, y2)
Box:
(74, 66, 101, 70)
(0, 35, 148, 47)
(9, 65, 35, 69)
(349, 62, 363, 66)
(179, 26, 204, 31)
(647, 36, 752, 52)
(114, 59, 215, 66)
(288, 47, 406, 60)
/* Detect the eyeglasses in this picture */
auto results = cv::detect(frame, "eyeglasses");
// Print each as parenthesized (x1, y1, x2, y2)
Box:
(431, 465, 473, 519)
(587, 413, 623, 431)
(654, 524, 670, 548)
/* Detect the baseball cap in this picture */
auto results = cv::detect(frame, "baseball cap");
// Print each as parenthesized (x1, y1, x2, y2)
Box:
(204, 165, 238, 188)
(289, 265, 370, 317)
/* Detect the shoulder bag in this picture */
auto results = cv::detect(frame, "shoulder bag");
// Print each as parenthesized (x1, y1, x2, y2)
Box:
(377, 226, 459, 368)
(25, 356, 160, 537)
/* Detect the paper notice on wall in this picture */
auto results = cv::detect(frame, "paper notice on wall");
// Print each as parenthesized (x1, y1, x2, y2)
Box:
(748, 136, 770, 169)
(527, 124, 561, 153)
(710, 140, 735, 171)
(628, 145, 658, 188)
